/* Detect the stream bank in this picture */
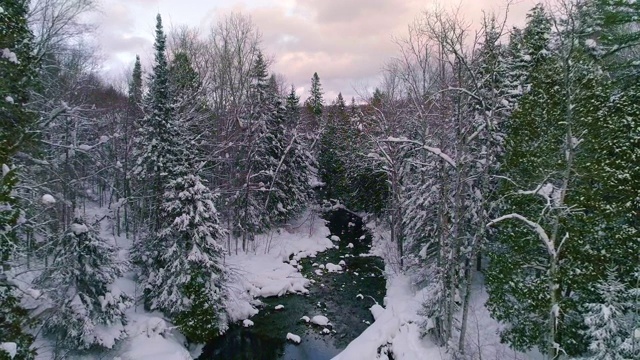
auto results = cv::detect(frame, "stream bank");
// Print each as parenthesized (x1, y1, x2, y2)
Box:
(198, 209, 386, 360)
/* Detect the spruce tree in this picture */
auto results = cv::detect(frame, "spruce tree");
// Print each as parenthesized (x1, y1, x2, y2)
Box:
(146, 172, 227, 342)
(0, 1, 38, 358)
(581, 270, 635, 360)
(36, 217, 131, 351)
(231, 51, 272, 248)
(305, 72, 323, 118)
(128, 55, 143, 108)
(133, 14, 179, 233)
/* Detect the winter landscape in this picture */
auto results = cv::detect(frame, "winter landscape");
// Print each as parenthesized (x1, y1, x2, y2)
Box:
(1, 0, 639, 359)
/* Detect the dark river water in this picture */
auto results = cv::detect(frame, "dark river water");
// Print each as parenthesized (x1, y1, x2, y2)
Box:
(198, 209, 386, 360)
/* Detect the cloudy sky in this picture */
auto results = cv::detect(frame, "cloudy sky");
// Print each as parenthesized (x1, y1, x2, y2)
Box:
(94, 0, 537, 101)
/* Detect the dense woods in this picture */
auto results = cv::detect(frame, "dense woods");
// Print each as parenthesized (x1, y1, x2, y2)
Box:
(0, 0, 638, 359)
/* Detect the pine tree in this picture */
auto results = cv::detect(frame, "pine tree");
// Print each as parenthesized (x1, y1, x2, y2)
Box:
(36, 217, 131, 351)
(145, 172, 227, 342)
(133, 14, 180, 233)
(231, 51, 272, 249)
(128, 55, 143, 108)
(0, 1, 39, 358)
(305, 72, 323, 118)
(582, 270, 637, 360)
(271, 86, 313, 222)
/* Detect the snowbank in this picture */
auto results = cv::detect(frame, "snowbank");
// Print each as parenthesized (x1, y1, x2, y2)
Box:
(333, 275, 440, 360)
(223, 214, 334, 323)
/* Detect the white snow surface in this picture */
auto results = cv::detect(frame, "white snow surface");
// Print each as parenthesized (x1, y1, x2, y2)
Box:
(325, 263, 342, 272)
(243, 319, 254, 327)
(333, 276, 438, 360)
(70, 222, 89, 235)
(0, 343, 17, 358)
(1, 48, 19, 63)
(41, 194, 56, 205)
(223, 213, 333, 323)
(334, 220, 533, 360)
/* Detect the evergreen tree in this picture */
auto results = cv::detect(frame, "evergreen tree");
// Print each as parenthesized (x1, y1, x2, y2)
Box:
(305, 72, 323, 118)
(231, 51, 272, 249)
(145, 172, 227, 342)
(36, 217, 131, 351)
(128, 55, 143, 108)
(0, 1, 38, 358)
(582, 270, 638, 360)
(273, 86, 313, 222)
(485, 3, 573, 354)
(284, 85, 300, 129)
(133, 14, 181, 233)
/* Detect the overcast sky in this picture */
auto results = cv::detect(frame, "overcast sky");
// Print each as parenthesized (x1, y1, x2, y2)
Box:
(94, 0, 537, 101)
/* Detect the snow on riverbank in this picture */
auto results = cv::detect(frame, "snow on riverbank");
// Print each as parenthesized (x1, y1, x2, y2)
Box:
(334, 219, 532, 360)
(333, 275, 442, 360)
(223, 213, 334, 323)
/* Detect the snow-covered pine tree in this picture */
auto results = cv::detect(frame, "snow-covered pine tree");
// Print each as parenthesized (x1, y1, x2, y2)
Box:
(264, 85, 313, 224)
(582, 269, 638, 360)
(145, 170, 227, 342)
(304, 72, 324, 132)
(0, 1, 39, 358)
(133, 14, 179, 233)
(35, 217, 131, 351)
(230, 51, 273, 251)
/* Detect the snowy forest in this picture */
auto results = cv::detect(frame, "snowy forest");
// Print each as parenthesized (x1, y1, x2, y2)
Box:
(0, 0, 638, 359)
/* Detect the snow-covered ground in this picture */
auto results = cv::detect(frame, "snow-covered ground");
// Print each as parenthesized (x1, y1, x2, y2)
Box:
(223, 213, 334, 323)
(25, 205, 334, 360)
(333, 220, 535, 360)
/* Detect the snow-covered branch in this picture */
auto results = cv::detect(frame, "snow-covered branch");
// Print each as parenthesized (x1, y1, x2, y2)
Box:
(487, 213, 556, 258)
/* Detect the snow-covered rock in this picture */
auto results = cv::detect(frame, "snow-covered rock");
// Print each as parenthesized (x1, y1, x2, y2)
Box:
(347, 243, 354, 248)
(300, 315, 310, 323)
(325, 263, 342, 272)
(242, 319, 254, 327)
(330, 235, 340, 241)
(311, 315, 330, 326)
(338, 260, 346, 266)
(322, 328, 330, 334)
(314, 269, 324, 276)
(356, 294, 364, 300)
(275, 304, 284, 310)
(286, 333, 301, 344)
(289, 259, 298, 266)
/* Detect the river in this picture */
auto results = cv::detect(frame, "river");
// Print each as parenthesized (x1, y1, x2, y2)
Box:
(198, 209, 386, 360)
